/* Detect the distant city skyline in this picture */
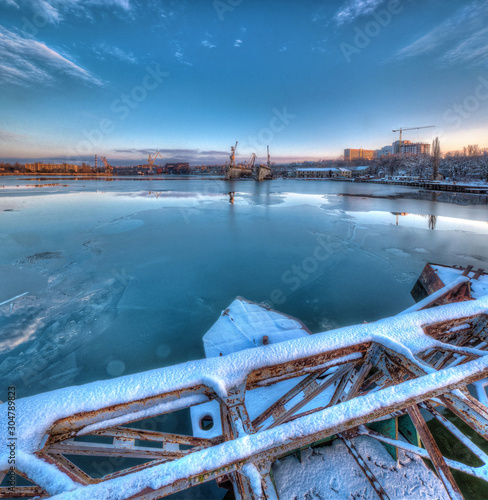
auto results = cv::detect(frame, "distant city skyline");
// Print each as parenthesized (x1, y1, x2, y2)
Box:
(1, 0, 488, 165)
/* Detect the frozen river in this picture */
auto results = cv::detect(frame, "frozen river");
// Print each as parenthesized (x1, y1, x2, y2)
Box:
(1, 176, 488, 402)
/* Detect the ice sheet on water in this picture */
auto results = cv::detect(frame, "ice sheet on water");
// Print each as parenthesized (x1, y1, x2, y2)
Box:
(0, 252, 127, 395)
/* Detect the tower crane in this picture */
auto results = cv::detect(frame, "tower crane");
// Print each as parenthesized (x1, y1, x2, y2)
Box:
(392, 125, 435, 154)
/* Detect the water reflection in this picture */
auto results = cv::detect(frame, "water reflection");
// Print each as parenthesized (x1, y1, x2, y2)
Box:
(390, 212, 439, 230)
(391, 212, 408, 226)
(370, 211, 488, 233)
(428, 215, 437, 231)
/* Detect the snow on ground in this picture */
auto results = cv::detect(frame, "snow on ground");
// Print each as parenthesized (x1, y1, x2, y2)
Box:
(273, 436, 449, 500)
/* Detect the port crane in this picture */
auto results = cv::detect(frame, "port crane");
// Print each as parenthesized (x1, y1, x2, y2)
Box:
(100, 156, 113, 173)
(246, 153, 257, 170)
(147, 151, 164, 173)
(229, 142, 238, 167)
(148, 151, 164, 168)
(392, 125, 435, 154)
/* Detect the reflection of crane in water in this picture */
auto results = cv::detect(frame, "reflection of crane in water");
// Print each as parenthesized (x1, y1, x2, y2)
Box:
(391, 212, 408, 225)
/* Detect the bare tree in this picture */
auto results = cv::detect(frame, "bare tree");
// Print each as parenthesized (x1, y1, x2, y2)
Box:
(432, 137, 440, 180)
(404, 154, 431, 178)
(464, 144, 480, 157)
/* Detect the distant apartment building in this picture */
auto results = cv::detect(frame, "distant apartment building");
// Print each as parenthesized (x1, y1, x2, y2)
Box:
(392, 140, 430, 155)
(344, 148, 377, 161)
(377, 146, 393, 157)
(25, 162, 80, 173)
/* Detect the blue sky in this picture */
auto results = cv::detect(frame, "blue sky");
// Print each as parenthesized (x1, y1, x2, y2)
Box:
(0, 0, 487, 165)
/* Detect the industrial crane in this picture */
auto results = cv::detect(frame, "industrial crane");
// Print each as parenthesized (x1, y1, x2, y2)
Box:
(229, 142, 238, 167)
(392, 125, 435, 154)
(148, 151, 164, 169)
(100, 156, 113, 173)
(246, 153, 257, 170)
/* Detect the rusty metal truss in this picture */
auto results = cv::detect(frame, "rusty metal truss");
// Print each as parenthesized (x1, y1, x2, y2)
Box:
(2, 289, 488, 499)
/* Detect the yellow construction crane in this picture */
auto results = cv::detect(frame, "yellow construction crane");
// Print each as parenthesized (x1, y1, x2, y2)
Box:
(392, 125, 435, 154)
(100, 156, 113, 173)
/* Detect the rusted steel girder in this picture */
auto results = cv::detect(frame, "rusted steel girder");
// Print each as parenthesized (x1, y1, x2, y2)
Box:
(2, 351, 486, 500)
(3, 298, 488, 499)
(407, 405, 463, 500)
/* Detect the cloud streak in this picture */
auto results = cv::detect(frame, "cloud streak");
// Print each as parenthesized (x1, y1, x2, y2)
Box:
(0, 27, 102, 87)
(2, 0, 131, 23)
(396, 1, 488, 67)
(201, 40, 216, 49)
(334, 0, 386, 25)
(114, 148, 229, 157)
(93, 42, 137, 64)
(0, 130, 27, 142)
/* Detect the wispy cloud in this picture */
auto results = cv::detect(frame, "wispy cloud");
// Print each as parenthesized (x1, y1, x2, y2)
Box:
(0, 130, 27, 142)
(1, 0, 131, 24)
(396, 1, 488, 67)
(334, 0, 386, 25)
(201, 40, 216, 49)
(0, 27, 102, 87)
(93, 42, 137, 64)
(112, 147, 229, 163)
(312, 38, 327, 54)
(114, 148, 229, 156)
(0, 0, 20, 8)
(234, 39, 242, 47)
(172, 40, 192, 66)
(175, 51, 192, 66)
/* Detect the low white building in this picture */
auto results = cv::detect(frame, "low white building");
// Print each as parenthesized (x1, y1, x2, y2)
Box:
(295, 167, 351, 179)
(348, 166, 371, 177)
